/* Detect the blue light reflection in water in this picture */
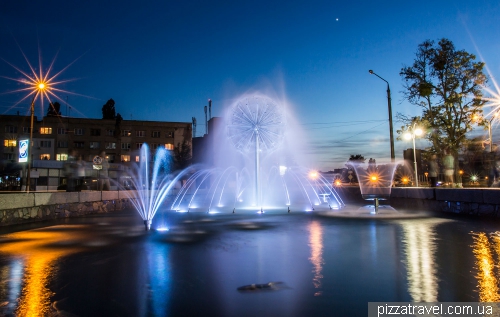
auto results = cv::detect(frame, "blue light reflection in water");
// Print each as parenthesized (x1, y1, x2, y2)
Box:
(147, 242, 171, 317)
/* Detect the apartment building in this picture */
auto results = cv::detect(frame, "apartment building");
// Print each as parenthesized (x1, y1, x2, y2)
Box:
(0, 114, 192, 190)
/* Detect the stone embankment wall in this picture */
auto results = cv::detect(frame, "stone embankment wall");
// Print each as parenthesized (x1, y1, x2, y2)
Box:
(340, 186, 500, 217)
(0, 191, 135, 226)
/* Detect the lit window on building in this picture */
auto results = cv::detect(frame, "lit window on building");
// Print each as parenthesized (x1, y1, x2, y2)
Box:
(3, 140, 16, 147)
(56, 153, 68, 161)
(121, 155, 130, 162)
(165, 143, 174, 150)
(152, 131, 160, 138)
(90, 142, 100, 149)
(40, 127, 52, 134)
(40, 154, 50, 160)
(105, 142, 116, 149)
(122, 130, 131, 137)
(136, 130, 145, 137)
(135, 156, 140, 162)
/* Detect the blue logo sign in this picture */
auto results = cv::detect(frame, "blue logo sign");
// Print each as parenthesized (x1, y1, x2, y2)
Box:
(19, 139, 29, 162)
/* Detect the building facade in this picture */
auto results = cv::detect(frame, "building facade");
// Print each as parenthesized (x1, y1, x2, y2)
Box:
(0, 114, 192, 190)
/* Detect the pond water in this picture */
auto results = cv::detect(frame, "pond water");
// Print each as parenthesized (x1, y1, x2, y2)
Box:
(0, 208, 498, 317)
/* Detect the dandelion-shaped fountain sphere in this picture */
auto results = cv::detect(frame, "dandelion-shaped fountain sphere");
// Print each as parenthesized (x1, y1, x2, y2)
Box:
(227, 95, 286, 206)
(227, 95, 286, 153)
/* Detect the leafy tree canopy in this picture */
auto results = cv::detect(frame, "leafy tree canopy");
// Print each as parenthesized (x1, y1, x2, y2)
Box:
(102, 99, 116, 119)
(348, 154, 365, 163)
(47, 101, 61, 116)
(399, 38, 487, 157)
(173, 140, 192, 171)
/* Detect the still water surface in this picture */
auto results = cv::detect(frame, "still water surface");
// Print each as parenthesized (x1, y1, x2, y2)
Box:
(0, 209, 498, 316)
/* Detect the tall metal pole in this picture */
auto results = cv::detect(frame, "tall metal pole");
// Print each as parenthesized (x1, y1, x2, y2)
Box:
(26, 96, 35, 193)
(369, 70, 395, 162)
(386, 84, 395, 161)
(489, 121, 493, 153)
(412, 134, 419, 187)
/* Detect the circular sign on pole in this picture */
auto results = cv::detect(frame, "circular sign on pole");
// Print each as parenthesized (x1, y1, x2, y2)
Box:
(93, 156, 103, 165)
(93, 155, 103, 170)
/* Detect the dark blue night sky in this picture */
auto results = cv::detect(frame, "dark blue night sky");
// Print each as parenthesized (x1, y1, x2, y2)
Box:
(1, 0, 499, 170)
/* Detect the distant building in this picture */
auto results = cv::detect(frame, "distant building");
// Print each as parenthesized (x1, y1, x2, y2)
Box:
(0, 114, 192, 190)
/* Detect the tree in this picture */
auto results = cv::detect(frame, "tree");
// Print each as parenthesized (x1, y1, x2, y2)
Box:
(114, 113, 123, 137)
(348, 154, 365, 163)
(400, 39, 487, 158)
(173, 140, 192, 170)
(47, 101, 61, 116)
(102, 99, 116, 119)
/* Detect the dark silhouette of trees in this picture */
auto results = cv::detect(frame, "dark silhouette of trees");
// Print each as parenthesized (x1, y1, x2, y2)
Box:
(114, 113, 123, 137)
(102, 99, 116, 119)
(173, 140, 192, 170)
(348, 154, 365, 163)
(47, 101, 61, 116)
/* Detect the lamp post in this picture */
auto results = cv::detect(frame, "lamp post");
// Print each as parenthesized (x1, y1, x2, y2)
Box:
(26, 82, 46, 193)
(369, 70, 395, 162)
(487, 110, 499, 153)
(404, 124, 423, 187)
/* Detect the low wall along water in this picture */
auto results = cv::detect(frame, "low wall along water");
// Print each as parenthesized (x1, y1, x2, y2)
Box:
(0, 191, 135, 226)
(1, 187, 499, 226)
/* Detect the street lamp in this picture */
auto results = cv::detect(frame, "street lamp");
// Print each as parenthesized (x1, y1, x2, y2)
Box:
(26, 82, 47, 193)
(369, 70, 395, 162)
(404, 124, 423, 187)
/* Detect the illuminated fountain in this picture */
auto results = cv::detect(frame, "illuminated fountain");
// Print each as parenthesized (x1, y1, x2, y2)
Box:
(349, 161, 398, 213)
(170, 94, 345, 213)
(122, 144, 190, 230)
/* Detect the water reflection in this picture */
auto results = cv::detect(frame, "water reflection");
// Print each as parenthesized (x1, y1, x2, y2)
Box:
(471, 232, 500, 302)
(0, 226, 86, 316)
(147, 242, 171, 317)
(398, 219, 450, 302)
(308, 220, 324, 296)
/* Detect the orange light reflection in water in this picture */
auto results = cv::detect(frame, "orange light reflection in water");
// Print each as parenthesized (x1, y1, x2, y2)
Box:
(308, 221, 324, 296)
(471, 232, 500, 302)
(0, 226, 86, 316)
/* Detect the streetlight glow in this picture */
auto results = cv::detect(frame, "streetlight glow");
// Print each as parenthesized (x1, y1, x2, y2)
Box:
(37, 82, 46, 90)
(406, 123, 424, 187)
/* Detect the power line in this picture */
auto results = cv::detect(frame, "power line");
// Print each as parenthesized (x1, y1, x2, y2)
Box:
(330, 122, 387, 143)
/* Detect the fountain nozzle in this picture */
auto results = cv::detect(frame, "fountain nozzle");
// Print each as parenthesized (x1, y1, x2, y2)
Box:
(287, 206, 290, 213)
(144, 219, 152, 231)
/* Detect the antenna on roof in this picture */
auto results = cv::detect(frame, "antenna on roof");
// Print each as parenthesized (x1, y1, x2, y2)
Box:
(208, 99, 212, 120)
(192, 117, 197, 137)
(204, 105, 208, 135)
